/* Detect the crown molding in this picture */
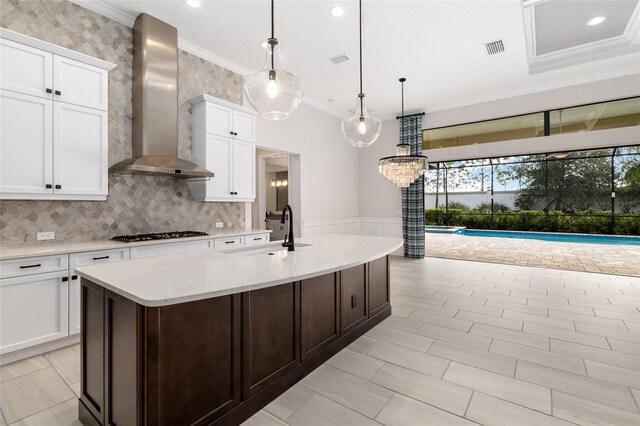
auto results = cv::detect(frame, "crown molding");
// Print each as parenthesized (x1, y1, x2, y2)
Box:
(521, 0, 640, 74)
(69, 0, 135, 27)
(68, 0, 345, 119)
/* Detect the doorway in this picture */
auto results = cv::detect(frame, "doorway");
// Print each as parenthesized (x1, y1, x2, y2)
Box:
(252, 148, 300, 241)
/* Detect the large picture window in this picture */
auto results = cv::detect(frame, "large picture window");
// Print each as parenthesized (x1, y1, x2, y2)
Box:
(422, 97, 640, 150)
(425, 146, 640, 235)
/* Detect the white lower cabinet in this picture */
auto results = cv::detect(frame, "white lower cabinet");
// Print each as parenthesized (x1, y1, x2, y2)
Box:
(214, 236, 244, 250)
(130, 239, 214, 259)
(245, 234, 270, 246)
(1, 233, 271, 359)
(0, 270, 69, 354)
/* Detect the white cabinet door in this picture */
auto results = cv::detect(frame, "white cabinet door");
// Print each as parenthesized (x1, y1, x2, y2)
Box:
(0, 90, 53, 196)
(53, 102, 108, 196)
(0, 38, 53, 99)
(232, 140, 255, 200)
(232, 110, 255, 143)
(0, 271, 69, 354)
(205, 135, 233, 199)
(53, 55, 108, 111)
(205, 102, 232, 138)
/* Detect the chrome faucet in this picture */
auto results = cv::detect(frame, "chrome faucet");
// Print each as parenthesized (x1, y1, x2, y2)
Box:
(281, 205, 295, 251)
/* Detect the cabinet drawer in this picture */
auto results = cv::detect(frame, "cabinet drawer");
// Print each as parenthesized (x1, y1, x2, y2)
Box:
(244, 234, 270, 246)
(130, 240, 214, 259)
(214, 237, 244, 250)
(0, 254, 68, 279)
(70, 248, 129, 268)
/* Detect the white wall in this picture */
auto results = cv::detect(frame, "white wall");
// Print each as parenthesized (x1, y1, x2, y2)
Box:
(359, 119, 403, 218)
(255, 103, 360, 234)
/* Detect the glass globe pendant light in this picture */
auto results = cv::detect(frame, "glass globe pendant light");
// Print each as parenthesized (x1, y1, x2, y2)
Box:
(378, 78, 428, 188)
(244, 0, 303, 120)
(341, 0, 382, 147)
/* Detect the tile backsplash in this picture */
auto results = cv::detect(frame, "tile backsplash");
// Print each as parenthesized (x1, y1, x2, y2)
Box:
(0, 0, 245, 245)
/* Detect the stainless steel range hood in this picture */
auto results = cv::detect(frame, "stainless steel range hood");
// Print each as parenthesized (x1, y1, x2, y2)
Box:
(109, 14, 214, 179)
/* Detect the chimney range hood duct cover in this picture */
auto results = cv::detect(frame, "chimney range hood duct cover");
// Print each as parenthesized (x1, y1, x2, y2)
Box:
(109, 13, 214, 179)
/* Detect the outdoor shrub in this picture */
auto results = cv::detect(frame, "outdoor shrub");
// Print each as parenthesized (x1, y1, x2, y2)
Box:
(447, 201, 471, 210)
(475, 202, 511, 213)
(424, 209, 640, 235)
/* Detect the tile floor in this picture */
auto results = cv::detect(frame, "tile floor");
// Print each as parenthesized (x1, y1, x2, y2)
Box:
(1, 256, 640, 425)
(424, 233, 640, 276)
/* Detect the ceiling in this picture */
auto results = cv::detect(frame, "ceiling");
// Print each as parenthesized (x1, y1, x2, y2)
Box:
(78, 0, 640, 119)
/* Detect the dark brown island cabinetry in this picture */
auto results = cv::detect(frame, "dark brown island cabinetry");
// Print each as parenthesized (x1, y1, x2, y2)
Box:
(79, 256, 390, 426)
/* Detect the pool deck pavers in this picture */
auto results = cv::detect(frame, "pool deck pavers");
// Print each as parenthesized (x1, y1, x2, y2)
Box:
(425, 233, 640, 277)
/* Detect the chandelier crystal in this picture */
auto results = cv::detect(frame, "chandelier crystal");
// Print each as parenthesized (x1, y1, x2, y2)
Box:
(244, 0, 303, 120)
(341, 0, 382, 147)
(378, 78, 428, 188)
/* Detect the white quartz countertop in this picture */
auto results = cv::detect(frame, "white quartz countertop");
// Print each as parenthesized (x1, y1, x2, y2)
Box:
(75, 234, 403, 307)
(0, 229, 272, 260)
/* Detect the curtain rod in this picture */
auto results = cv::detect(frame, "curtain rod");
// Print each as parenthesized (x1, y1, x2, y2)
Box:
(396, 112, 426, 120)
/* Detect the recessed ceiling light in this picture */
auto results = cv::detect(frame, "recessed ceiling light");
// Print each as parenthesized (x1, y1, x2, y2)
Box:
(330, 6, 345, 17)
(184, 0, 201, 8)
(587, 16, 606, 26)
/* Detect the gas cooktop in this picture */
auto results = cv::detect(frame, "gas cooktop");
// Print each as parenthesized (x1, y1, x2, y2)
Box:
(111, 231, 209, 243)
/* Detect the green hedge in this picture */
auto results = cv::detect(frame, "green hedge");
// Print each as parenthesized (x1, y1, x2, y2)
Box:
(424, 209, 640, 235)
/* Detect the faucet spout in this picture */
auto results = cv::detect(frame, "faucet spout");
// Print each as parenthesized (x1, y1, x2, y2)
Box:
(281, 205, 295, 252)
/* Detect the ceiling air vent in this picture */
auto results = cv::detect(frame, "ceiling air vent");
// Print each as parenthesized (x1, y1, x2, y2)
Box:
(329, 54, 350, 64)
(485, 39, 505, 55)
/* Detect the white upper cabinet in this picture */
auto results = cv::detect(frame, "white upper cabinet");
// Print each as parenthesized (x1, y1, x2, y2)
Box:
(203, 135, 233, 200)
(232, 140, 256, 199)
(200, 96, 256, 143)
(53, 102, 109, 196)
(0, 29, 115, 201)
(54, 56, 108, 111)
(0, 91, 53, 195)
(190, 95, 257, 202)
(0, 38, 53, 99)
(232, 110, 256, 143)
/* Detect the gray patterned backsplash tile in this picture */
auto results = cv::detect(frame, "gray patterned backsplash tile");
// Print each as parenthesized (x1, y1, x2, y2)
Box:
(0, 0, 246, 245)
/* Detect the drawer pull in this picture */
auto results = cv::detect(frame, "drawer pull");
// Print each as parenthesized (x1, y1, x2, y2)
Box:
(92, 255, 110, 260)
(72, 275, 78, 280)
(19, 263, 41, 269)
(55, 90, 61, 95)
(62, 276, 69, 282)
(224, 241, 235, 244)
(253, 237, 262, 241)
(351, 294, 358, 308)
(45, 88, 53, 94)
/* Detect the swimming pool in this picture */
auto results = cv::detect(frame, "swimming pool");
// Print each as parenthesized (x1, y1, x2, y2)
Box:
(457, 229, 640, 245)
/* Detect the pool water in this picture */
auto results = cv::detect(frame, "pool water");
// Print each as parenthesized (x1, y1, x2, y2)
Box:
(459, 229, 640, 246)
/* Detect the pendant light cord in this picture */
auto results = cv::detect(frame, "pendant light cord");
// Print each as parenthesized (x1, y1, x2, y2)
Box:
(270, 0, 275, 71)
(359, 0, 364, 118)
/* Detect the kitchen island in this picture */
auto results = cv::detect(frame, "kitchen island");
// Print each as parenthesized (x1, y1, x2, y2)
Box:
(74, 234, 402, 426)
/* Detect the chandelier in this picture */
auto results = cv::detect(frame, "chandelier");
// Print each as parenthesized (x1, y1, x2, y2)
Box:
(341, 0, 382, 147)
(378, 78, 428, 188)
(243, 0, 303, 120)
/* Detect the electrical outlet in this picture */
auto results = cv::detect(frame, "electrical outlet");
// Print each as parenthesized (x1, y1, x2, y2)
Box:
(215, 222, 224, 228)
(37, 231, 55, 241)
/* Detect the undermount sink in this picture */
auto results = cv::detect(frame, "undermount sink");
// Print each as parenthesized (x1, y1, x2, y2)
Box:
(224, 243, 312, 256)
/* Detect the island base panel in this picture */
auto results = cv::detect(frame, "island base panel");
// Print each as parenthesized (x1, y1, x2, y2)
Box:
(79, 256, 390, 426)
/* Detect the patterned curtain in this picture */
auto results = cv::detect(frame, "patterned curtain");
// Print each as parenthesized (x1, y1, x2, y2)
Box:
(400, 115, 425, 259)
